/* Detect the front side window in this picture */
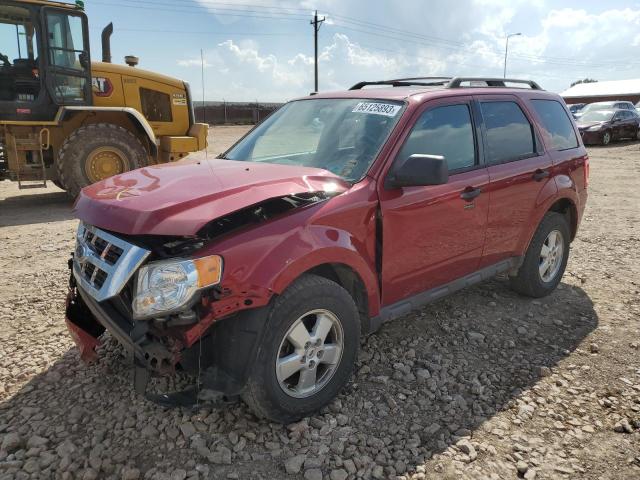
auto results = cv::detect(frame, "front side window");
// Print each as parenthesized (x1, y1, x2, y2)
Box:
(224, 99, 404, 182)
(0, 5, 40, 102)
(46, 12, 85, 70)
(397, 104, 476, 171)
(531, 99, 578, 151)
(480, 101, 536, 164)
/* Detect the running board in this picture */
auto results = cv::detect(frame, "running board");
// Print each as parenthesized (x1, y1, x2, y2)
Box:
(369, 257, 523, 332)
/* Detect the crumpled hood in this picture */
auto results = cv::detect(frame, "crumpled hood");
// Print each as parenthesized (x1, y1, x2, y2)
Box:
(74, 158, 349, 236)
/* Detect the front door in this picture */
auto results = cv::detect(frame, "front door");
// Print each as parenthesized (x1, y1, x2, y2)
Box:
(378, 97, 489, 306)
(41, 6, 92, 108)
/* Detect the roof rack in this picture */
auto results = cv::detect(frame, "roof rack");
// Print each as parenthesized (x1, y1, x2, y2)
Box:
(349, 77, 452, 90)
(447, 77, 542, 90)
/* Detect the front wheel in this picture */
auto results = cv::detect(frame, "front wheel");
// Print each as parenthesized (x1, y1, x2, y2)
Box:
(57, 123, 148, 198)
(601, 130, 611, 146)
(510, 212, 570, 298)
(242, 274, 360, 423)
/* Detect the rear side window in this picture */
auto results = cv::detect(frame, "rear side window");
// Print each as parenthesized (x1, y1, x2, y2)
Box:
(398, 104, 476, 171)
(530, 99, 578, 151)
(480, 101, 535, 163)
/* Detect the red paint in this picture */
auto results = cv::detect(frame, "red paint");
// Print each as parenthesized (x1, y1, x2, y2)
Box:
(65, 317, 101, 363)
(75, 85, 588, 346)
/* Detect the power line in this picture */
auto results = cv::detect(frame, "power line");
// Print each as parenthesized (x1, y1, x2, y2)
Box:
(91, 1, 640, 70)
(117, 27, 304, 37)
(91, 1, 310, 21)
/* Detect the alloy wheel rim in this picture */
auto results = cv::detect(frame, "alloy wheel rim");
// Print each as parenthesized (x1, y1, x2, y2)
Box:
(539, 229, 564, 283)
(85, 146, 128, 183)
(603, 132, 611, 145)
(275, 309, 344, 399)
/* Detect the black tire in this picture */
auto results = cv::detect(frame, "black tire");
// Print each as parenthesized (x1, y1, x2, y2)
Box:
(57, 123, 148, 198)
(242, 274, 360, 423)
(509, 212, 570, 298)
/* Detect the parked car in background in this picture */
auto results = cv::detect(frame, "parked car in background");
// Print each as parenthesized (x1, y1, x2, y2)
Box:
(65, 76, 589, 422)
(567, 103, 586, 117)
(574, 100, 637, 119)
(577, 109, 640, 145)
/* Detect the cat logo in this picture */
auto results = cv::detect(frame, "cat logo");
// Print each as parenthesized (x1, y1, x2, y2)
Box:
(92, 77, 113, 97)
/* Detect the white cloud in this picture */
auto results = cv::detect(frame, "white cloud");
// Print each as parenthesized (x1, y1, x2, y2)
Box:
(177, 58, 213, 68)
(175, 1, 640, 100)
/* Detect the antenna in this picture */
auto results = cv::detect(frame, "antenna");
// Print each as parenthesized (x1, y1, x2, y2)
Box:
(201, 48, 208, 159)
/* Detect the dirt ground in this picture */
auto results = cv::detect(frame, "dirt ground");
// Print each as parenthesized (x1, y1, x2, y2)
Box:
(0, 126, 639, 480)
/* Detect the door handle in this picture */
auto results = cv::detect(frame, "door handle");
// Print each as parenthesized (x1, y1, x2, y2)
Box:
(532, 169, 550, 181)
(460, 187, 481, 201)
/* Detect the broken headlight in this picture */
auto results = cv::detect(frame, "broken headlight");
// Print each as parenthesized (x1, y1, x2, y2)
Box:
(132, 255, 223, 319)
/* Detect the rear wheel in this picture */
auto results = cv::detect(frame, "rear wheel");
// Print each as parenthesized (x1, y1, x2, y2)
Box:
(510, 212, 570, 298)
(242, 274, 360, 423)
(57, 123, 148, 198)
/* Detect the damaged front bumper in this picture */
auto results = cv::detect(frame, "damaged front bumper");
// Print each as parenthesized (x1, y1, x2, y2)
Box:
(65, 267, 271, 408)
(65, 281, 180, 392)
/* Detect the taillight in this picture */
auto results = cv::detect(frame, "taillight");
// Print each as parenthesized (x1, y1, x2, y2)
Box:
(584, 156, 590, 188)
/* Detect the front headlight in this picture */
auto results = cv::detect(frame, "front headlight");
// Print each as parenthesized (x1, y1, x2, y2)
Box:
(132, 255, 223, 319)
(586, 124, 603, 131)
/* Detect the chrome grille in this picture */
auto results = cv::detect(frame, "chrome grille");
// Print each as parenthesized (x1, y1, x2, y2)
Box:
(73, 222, 150, 302)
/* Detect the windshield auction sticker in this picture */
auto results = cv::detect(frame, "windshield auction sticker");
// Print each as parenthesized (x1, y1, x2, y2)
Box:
(352, 102, 402, 117)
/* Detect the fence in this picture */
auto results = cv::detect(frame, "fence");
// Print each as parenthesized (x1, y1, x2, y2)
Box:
(194, 101, 283, 125)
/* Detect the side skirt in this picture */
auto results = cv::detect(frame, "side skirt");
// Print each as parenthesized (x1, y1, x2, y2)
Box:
(369, 256, 522, 332)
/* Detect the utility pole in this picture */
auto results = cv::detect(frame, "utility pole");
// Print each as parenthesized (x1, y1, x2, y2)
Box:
(310, 10, 325, 92)
(503, 32, 521, 78)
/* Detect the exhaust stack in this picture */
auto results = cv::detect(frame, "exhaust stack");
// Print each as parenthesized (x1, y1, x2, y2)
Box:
(101, 22, 113, 63)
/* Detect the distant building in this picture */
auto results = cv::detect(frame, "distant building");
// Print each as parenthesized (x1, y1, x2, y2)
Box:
(560, 79, 640, 105)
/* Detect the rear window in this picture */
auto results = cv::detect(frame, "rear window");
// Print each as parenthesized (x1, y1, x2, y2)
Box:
(530, 99, 578, 151)
(480, 101, 536, 164)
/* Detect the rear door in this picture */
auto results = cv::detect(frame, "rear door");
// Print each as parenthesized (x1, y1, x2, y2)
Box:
(476, 95, 553, 268)
(378, 97, 489, 305)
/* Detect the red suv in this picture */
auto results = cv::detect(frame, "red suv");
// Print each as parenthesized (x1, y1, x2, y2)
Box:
(66, 77, 589, 423)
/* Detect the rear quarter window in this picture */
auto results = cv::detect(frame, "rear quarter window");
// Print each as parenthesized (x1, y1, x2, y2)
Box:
(530, 99, 578, 151)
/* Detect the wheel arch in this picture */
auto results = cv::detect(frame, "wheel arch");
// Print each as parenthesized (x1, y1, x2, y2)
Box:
(547, 197, 578, 241)
(304, 262, 372, 335)
(60, 106, 157, 157)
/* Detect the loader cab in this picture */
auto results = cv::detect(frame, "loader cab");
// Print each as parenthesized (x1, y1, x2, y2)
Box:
(0, 1, 91, 122)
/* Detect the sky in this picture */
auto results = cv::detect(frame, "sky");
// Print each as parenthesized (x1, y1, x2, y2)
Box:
(82, 0, 640, 102)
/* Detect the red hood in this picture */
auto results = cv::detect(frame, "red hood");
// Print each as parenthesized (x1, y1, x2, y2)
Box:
(74, 158, 349, 236)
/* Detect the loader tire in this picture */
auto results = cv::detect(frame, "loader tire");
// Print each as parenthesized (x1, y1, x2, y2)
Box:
(57, 123, 148, 198)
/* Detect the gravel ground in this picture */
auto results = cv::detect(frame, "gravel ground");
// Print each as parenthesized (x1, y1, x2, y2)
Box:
(1, 126, 639, 480)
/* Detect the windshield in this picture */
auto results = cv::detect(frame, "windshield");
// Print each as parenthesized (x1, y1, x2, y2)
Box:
(0, 4, 40, 102)
(224, 98, 404, 182)
(581, 103, 613, 113)
(580, 111, 614, 122)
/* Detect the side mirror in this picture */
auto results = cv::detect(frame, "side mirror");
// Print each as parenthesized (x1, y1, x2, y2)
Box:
(386, 154, 448, 189)
(79, 51, 89, 69)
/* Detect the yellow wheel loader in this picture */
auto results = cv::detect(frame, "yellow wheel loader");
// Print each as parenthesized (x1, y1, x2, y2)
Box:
(0, 0, 208, 197)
